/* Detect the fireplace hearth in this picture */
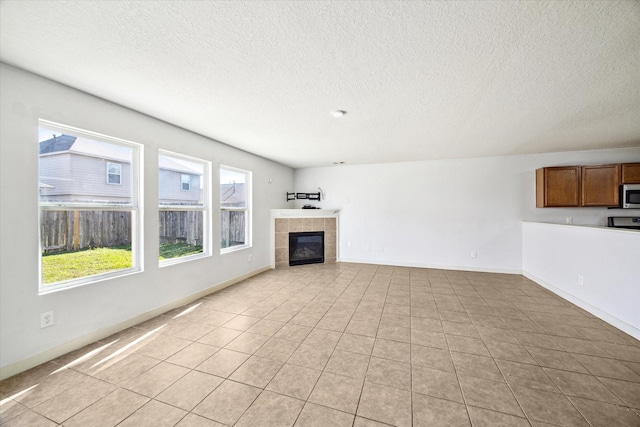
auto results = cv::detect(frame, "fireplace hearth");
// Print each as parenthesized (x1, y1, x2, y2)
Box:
(289, 231, 324, 266)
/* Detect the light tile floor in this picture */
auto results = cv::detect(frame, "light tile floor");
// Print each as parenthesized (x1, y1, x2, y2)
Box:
(1, 263, 640, 426)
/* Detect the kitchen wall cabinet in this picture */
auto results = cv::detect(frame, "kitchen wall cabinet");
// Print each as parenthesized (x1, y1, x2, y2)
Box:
(536, 166, 581, 207)
(536, 164, 621, 208)
(581, 164, 619, 207)
(621, 163, 640, 184)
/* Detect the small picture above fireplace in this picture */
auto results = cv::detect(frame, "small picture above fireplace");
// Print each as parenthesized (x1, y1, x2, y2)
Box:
(289, 231, 324, 266)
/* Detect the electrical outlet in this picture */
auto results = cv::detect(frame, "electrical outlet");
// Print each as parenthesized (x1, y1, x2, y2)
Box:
(471, 251, 477, 258)
(566, 217, 573, 224)
(248, 255, 252, 263)
(578, 275, 584, 286)
(365, 245, 370, 252)
(41, 311, 54, 328)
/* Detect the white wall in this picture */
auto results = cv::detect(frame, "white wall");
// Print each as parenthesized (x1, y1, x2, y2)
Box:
(294, 148, 640, 272)
(2, 61, 639, 378)
(522, 222, 640, 339)
(0, 64, 294, 376)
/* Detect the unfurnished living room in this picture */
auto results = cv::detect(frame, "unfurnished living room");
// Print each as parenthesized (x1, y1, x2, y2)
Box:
(1, 1, 639, 426)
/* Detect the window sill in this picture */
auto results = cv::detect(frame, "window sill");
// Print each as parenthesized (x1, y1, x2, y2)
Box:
(159, 252, 210, 268)
(38, 267, 142, 295)
(221, 244, 251, 255)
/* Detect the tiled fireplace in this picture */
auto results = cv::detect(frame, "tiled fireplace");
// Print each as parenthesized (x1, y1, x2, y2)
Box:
(272, 210, 338, 269)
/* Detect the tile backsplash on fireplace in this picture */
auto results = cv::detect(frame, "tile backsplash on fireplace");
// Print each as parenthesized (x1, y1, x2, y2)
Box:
(275, 217, 336, 268)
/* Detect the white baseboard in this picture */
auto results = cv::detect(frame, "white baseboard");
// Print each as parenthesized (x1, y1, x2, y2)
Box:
(523, 270, 640, 340)
(338, 258, 521, 275)
(0, 265, 271, 381)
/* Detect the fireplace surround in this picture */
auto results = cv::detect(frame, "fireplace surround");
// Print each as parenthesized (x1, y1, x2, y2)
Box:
(272, 209, 338, 269)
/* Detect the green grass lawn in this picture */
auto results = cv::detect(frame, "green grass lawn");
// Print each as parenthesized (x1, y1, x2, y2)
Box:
(159, 242, 203, 260)
(42, 243, 203, 284)
(42, 245, 133, 284)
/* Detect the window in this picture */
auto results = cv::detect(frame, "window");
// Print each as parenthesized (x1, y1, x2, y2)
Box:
(220, 165, 251, 251)
(181, 174, 190, 191)
(159, 151, 210, 265)
(38, 120, 142, 292)
(107, 162, 122, 184)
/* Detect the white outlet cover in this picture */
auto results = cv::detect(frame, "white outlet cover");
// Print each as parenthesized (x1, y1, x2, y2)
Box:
(41, 311, 54, 328)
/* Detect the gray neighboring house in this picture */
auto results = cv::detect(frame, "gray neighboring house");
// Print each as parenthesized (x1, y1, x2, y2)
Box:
(39, 135, 202, 205)
(158, 155, 202, 206)
(220, 182, 246, 208)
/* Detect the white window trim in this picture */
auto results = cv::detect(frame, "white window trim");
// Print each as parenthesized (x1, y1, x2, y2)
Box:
(220, 165, 252, 254)
(38, 119, 143, 294)
(159, 150, 211, 267)
(106, 162, 122, 185)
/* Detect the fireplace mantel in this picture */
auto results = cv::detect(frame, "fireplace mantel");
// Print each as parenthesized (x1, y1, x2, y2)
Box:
(270, 209, 340, 218)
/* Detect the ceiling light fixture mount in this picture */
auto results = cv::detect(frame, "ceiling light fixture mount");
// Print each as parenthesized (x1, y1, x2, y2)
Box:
(330, 110, 346, 118)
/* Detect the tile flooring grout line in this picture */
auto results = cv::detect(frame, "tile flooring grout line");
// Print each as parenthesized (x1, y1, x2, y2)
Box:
(223, 264, 361, 426)
(439, 305, 475, 427)
(5, 264, 639, 427)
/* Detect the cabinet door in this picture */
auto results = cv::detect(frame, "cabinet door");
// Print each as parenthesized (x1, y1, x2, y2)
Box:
(621, 163, 640, 184)
(536, 167, 580, 207)
(581, 165, 620, 207)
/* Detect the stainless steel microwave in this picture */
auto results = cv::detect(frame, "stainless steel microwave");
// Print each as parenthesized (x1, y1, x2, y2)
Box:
(621, 184, 640, 208)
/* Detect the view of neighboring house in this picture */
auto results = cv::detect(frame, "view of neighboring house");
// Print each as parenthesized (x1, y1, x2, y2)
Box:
(158, 155, 203, 206)
(220, 181, 245, 207)
(39, 134, 203, 205)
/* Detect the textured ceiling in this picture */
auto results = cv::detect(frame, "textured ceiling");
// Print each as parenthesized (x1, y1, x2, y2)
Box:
(1, 1, 639, 168)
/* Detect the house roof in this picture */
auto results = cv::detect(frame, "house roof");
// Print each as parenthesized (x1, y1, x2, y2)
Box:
(159, 156, 202, 176)
(39, 135, 77, 155)
(39, 135, 204, 175)
(221, 182, 245, 206)
(39, 135, 132, 162)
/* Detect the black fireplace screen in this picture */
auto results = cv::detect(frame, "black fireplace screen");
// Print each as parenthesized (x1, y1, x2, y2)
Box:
(289, 231, 324, 266)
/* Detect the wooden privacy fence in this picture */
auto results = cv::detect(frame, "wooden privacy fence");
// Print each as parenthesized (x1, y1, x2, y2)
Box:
(221, 210, 246, 248)
(42, 210, 207, 252)
(159, 211, 203, 246)
(41, 210, 132, 252)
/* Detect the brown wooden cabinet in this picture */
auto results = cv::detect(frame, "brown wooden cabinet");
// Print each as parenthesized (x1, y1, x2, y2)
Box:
(536, 166, 580, 207)
(581, 164, 620, 207)
(621, 163, 640, 184)
(536, 164, 621, 208)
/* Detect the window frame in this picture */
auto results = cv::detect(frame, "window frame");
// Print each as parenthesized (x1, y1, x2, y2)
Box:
(159, 150, 212, 267)
(107, 162, 122, 185)
(181, 173, 191, 191)
(220, 164, 252, 254)
(38, 119, 143, 294)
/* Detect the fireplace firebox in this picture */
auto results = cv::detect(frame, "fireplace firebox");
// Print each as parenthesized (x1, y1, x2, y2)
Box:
(289, 231, 324, 266)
